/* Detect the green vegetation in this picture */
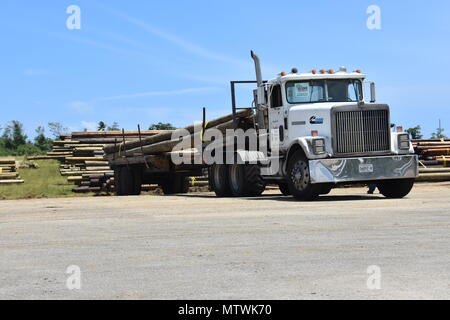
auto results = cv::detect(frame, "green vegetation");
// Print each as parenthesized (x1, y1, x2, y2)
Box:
(406, 125, 423, 139)
(149, 122, 176, 130)
(0, 159, 90, 200)
(98, 121, 120, 131)
(0, 121, 55, 156)
(431, 123, 447, 139)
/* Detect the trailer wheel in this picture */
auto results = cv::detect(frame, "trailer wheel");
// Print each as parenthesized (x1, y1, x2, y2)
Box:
(287, 151, 321, 201)
(377, 179, 415, 199)
(114, 167, 124, 195)
(160, 174, 189, 195)
(228, 164, 265, 197)
(278, 183, 291, 196)
(210, 164, 232, 197)
(131, 167, 143, 195)
(117, 166, 135, 196)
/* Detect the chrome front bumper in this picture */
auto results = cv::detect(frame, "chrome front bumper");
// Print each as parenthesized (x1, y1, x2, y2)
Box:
(309, 155, 418, 184)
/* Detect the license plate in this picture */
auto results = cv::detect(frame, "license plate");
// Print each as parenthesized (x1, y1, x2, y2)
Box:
(359, 164, 374, 173)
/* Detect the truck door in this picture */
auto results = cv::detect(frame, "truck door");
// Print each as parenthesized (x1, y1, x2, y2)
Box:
(268, 84, 288, 150)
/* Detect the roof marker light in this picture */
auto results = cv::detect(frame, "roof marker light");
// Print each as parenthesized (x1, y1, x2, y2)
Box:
(328, 69, 334, 74)
(311, 69, 317, 74)
(311, 130, 319, 137)
(319, 69, 326, 74)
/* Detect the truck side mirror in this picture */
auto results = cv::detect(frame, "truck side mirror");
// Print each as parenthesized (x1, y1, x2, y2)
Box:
(370, 82, 376, 103)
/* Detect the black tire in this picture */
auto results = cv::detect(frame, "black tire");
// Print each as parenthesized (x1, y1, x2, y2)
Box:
(245, 165, 266, 196)
(160, 174, 189, 195)
(119, 166, 135, 196)
(131, 167, 143, 195)
(278, 183, 291, 196)
(287, 151, 321, 201)
(160, 180, 175, 195)
(210, 164, 232, 197)
(320, 184, 333, 195)
(114, 167, 124, 196)
(377, 179, 415, 199)
(228, 164, 265, 197)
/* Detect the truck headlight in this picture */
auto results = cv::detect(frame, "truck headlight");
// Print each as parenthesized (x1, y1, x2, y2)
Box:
(312, 138, 326, 155)
(398, 134, 410, 150)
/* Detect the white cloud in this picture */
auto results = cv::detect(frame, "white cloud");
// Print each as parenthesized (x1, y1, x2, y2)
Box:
(105, 8, 249, 67)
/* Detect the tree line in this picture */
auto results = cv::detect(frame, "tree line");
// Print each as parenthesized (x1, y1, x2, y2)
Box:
(0, 121, 177, 156)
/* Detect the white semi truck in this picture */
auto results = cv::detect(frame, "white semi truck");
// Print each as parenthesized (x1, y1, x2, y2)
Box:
(109, 51, 418, 200)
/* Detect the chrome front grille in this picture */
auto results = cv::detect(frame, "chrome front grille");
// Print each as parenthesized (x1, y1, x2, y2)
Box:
(334, 109, 390, 154)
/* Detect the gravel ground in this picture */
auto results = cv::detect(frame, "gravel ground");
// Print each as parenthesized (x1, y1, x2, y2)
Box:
(0, 182, 449, 300)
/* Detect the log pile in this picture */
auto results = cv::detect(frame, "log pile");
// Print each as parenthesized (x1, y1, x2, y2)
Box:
(103, 109, 253, 161)
(29, 131, 168, 193)
(413, 139, 450, 181)
(0, 158, 24, 184)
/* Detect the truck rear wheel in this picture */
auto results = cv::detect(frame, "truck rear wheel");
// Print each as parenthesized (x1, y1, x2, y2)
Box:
(228, 164, 265, 197)
(287, 151, 321, 201)
(377, 179, 415, 199)
(209, 164, 232, 197)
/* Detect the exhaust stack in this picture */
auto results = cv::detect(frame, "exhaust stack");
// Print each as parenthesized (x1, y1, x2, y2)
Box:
(251, 50, 263, 87)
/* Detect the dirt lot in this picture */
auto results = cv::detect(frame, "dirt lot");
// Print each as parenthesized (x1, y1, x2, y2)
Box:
(0, 182, 449, 300)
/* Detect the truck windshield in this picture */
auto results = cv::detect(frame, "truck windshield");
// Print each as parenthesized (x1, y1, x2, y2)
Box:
(285, 79, 363, 104)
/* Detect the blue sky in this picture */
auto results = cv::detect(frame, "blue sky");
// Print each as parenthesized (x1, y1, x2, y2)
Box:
(0, 0, 449, 138)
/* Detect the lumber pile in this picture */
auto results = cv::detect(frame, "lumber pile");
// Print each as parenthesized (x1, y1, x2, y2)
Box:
(103, 109, 254, 160)
(413, 139, 450, 181)
(0, 158, 24, 184)
(29, 131, 168, 193)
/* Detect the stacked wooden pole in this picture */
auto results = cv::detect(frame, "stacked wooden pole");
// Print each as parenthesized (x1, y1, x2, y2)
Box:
(103, 109, 253, 160)
(0, 158, 24, 184)
(29, 131, 167, 193)
(413, 139, 450, 181)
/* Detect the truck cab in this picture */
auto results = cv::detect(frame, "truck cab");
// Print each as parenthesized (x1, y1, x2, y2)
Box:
(250, 52, 418, 200)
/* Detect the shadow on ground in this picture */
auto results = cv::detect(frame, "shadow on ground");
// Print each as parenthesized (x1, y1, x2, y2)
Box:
(176, 192, 383, 202)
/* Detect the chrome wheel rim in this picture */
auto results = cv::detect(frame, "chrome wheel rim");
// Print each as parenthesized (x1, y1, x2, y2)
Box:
(290, 160, 310, 191)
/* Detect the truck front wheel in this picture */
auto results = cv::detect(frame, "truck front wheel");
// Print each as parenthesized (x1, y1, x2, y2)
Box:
(278, 183, 291, 196)
(287, 151, 321, 201)
(377, 179, 415, 199)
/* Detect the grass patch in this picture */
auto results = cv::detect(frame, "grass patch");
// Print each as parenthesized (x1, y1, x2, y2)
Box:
(0, 159, 91, 200)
